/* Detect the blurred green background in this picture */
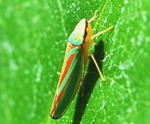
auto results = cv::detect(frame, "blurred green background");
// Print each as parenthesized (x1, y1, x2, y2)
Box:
(0, 0, 150, 124)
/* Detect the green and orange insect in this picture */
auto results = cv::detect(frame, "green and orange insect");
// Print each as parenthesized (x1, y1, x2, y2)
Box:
(50, 11, 113, 119)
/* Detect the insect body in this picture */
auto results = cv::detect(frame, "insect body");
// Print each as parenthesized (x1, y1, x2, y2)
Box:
(50, 11, 113, 119)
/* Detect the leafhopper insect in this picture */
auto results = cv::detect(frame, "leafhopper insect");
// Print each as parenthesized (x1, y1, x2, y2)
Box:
(50, 11, 113, 119)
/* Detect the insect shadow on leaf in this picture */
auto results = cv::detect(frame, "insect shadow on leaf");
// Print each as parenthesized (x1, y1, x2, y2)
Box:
(72, 40, 105, 124)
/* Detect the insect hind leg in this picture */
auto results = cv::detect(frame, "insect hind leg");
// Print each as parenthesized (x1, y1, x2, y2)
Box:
(89, 53, 106, 81)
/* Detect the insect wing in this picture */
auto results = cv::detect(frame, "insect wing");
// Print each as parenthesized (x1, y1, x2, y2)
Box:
(50, 44, 84, 119)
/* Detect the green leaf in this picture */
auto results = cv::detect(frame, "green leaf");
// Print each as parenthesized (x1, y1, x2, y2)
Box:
(0, 0, 150, 124)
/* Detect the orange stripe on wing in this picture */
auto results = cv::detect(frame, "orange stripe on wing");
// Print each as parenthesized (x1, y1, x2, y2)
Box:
(58, 53, 75, 88)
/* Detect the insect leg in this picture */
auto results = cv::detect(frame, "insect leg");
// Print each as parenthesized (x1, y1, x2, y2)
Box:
(88, 10, 99, 23)
(57, 72, 61, 75)
(89, 53, 106, 81)
(91, 26, 113, 40)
